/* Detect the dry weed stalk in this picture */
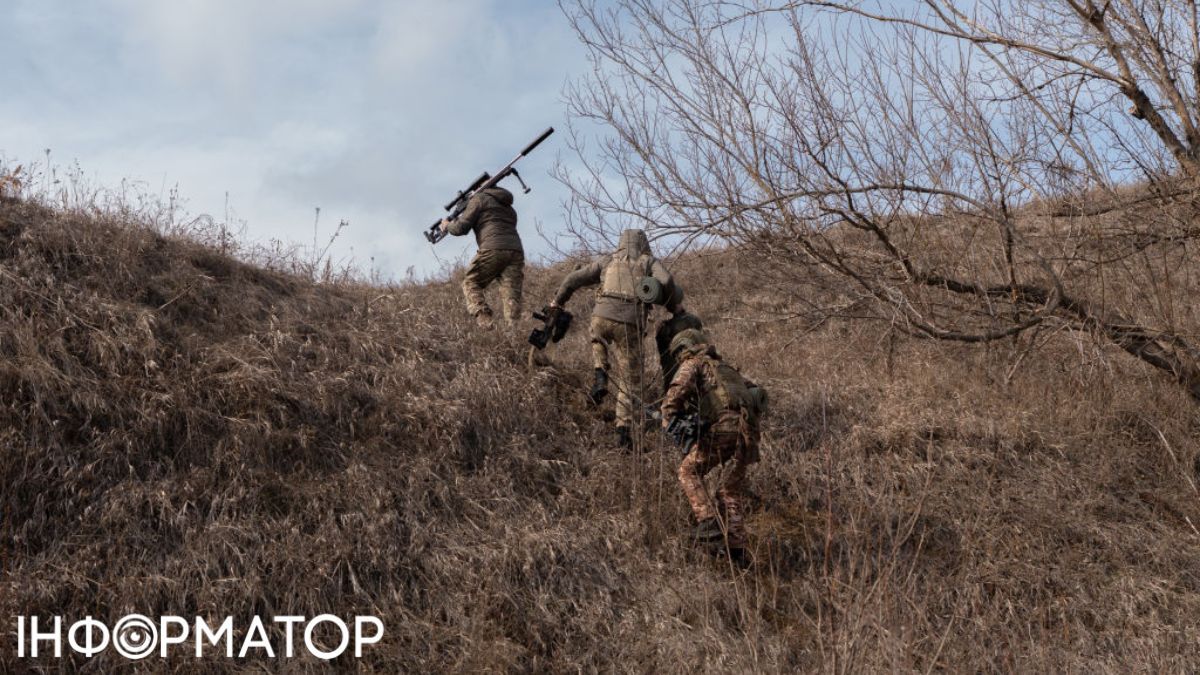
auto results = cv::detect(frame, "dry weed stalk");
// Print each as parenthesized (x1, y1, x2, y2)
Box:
(0, 164, 23, 202)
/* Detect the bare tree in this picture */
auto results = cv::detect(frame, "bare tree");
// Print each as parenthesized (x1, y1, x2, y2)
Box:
(558, 0, 1200, 400)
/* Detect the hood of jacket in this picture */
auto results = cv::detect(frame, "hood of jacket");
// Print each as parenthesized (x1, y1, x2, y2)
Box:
(615, 228, 651, 258)
(480, 187, 514, 206)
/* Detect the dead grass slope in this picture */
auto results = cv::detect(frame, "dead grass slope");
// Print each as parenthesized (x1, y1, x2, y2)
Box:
(3, 200, 1200, 672)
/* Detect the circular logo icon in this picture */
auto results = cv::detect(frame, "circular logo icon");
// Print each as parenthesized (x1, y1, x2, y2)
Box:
(112, 615, 158, 660)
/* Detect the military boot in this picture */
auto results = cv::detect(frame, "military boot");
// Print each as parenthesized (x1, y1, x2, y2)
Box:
(692, 517, 725, 545)
(474, 309, 495, 331)
(620, 426, 652, 455)
(723, 546, 752, 570)
(615, 425, 632, 450)
(589, 368, 608, 405)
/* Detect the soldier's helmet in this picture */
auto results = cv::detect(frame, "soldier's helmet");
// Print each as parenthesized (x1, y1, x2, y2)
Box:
(669, 327, 710, 355)
(616, 229, 651, 257)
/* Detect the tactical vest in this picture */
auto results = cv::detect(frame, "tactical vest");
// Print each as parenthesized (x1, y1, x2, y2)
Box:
(696, 355, 755, 422)
(599, 253, 655, 303)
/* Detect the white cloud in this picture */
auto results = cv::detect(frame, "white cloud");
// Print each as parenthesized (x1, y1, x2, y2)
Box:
(372, 1, 495, 79)
(1, 0, 586, 279)
(107, 0, 365, 90)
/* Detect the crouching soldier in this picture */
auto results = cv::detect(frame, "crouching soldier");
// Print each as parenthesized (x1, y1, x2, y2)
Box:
(439, 186, 523, 330)
(660, 329, 768, 565)
(550, 229, 682, 449)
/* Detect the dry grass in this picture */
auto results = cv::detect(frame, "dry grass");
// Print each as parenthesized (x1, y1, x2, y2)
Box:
(3, 196, 1200, 672)
(0, 166, 22, 203)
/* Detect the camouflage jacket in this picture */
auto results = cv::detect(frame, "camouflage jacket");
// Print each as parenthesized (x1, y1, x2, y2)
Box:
(661, 347, 759, 437)
(446, 187, 522, 252)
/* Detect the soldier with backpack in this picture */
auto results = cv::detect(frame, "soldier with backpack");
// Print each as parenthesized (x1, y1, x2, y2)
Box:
(549, 229, 683, 448)
(660, 328, 768, 565)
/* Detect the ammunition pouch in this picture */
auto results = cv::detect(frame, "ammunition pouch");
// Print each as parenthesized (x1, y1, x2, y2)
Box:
(746, 385, 769, 422)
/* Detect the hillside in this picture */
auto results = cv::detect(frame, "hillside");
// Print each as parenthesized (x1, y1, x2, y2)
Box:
(4, 198, 1200, 672)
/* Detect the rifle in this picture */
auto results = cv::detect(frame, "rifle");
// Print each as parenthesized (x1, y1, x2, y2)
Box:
(528, 305, 573, 350)
(644, 405, 704, 455)
(665, 414, 703, 454)
(425, 127, 555, 244)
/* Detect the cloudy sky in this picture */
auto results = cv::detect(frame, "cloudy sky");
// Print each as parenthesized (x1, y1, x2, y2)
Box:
(0, 0, 587, 278)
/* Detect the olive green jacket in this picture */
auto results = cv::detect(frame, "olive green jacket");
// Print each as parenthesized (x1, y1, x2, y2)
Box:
(446, 187, 522, 252)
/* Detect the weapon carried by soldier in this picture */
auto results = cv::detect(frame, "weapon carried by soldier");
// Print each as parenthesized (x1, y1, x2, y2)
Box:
(529, 304, 574, 350)
(665, 413, 702, 453)
(642, 405, 703, 454)
(424, 128, 555, 245)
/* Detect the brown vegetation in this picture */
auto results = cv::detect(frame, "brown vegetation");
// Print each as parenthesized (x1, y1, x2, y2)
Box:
(0, 166, 22, 203)
(4, 194, 1200, 672)
(559, 0, 1200, 406)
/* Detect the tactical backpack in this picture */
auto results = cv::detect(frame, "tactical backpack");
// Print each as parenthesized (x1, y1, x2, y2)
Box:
(747, 383, 769, 421)
(697, 355, 757, 421)
(690, 354, 769, 426)
(599, 252, 655, 303)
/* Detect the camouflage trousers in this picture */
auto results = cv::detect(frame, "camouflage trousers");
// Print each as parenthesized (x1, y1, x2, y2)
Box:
(678, 428, 758, 547)
(590, 316, 645, 429)
(462, 249, 524, 325)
